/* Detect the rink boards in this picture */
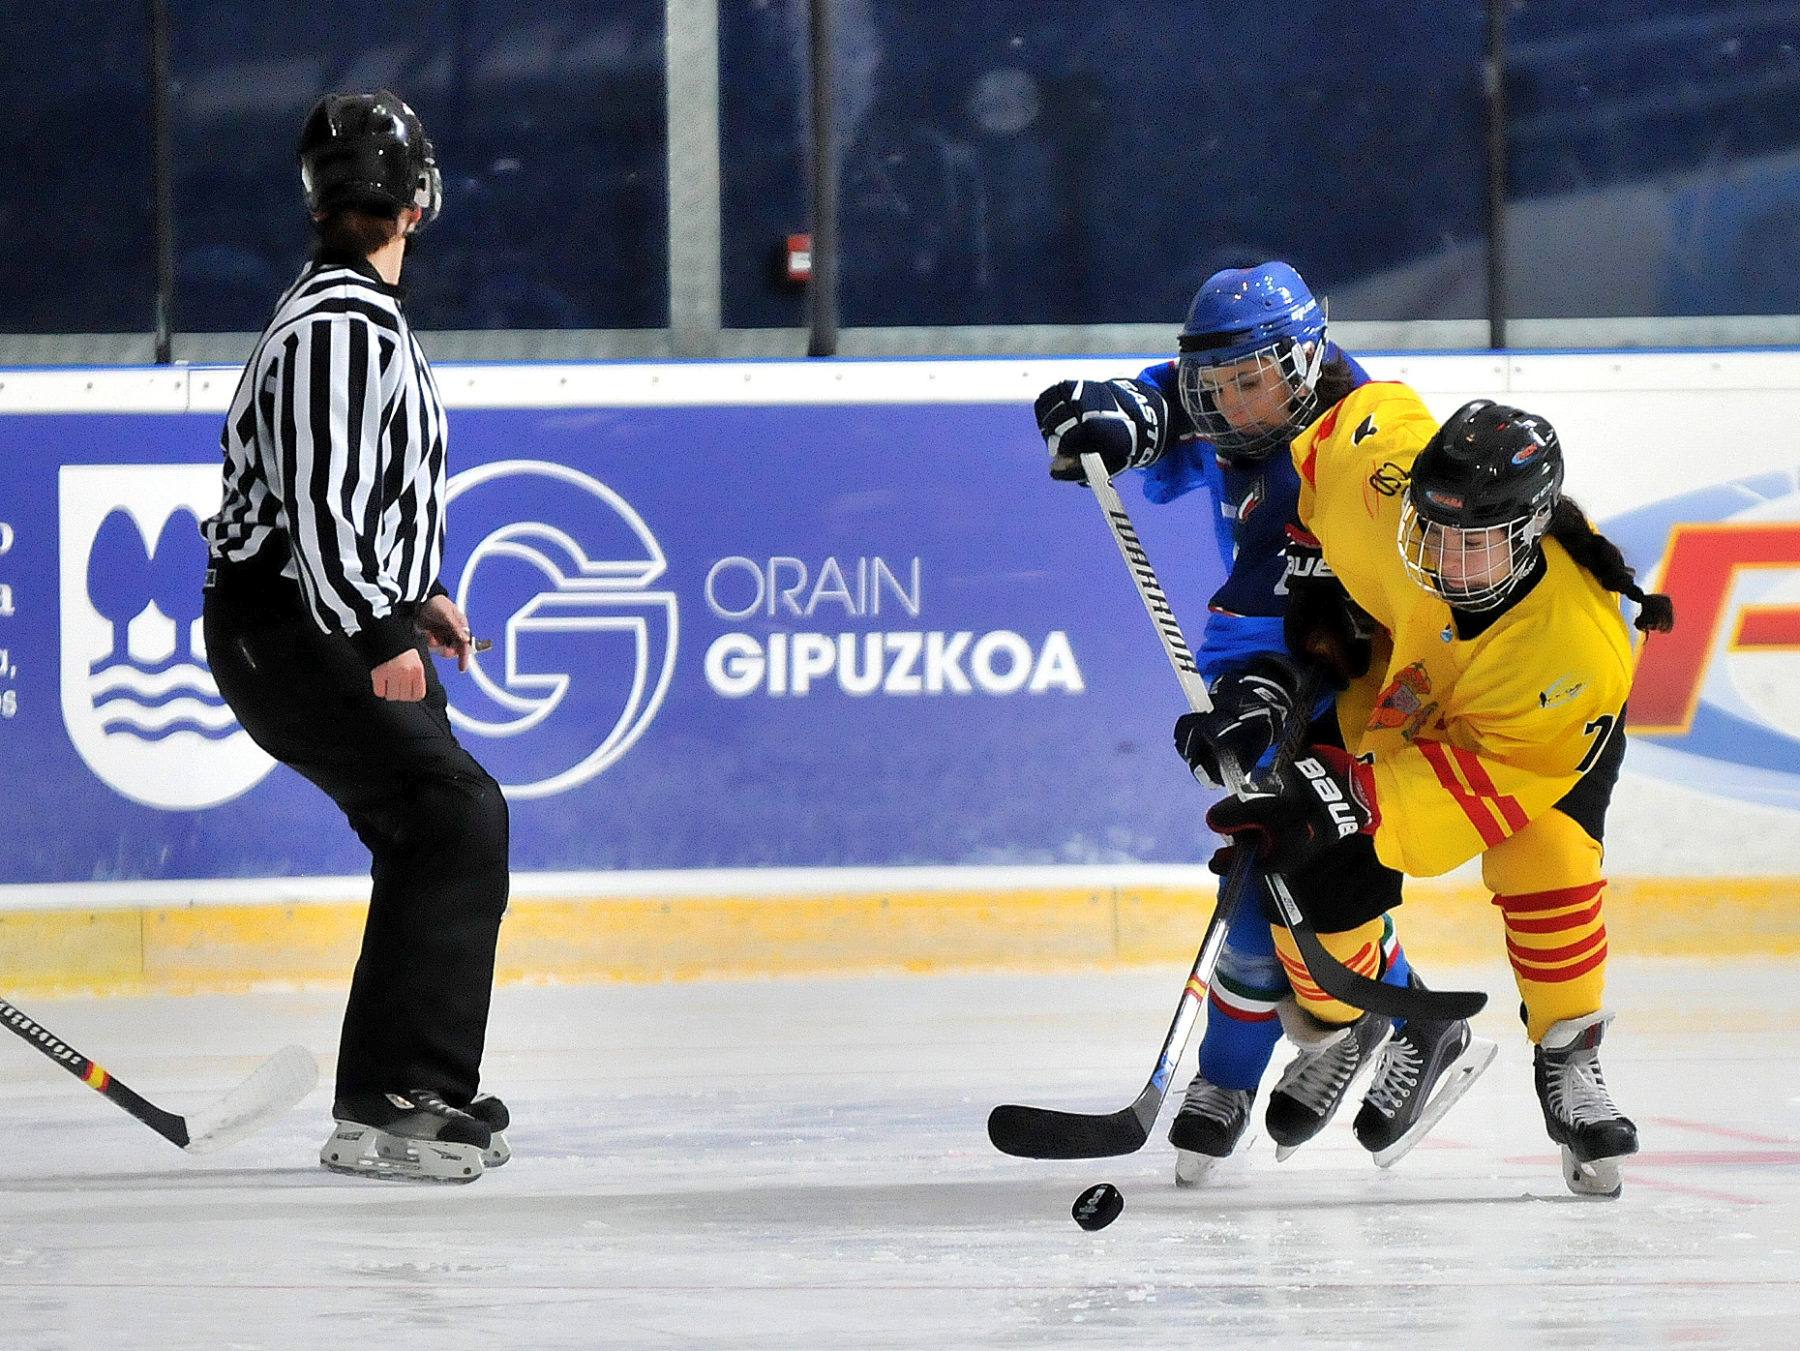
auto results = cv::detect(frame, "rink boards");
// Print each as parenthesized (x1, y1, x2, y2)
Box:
(2, 352, 1797, 992)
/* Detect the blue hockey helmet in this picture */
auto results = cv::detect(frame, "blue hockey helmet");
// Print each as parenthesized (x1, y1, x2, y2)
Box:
(1176, 262, 1328, 462)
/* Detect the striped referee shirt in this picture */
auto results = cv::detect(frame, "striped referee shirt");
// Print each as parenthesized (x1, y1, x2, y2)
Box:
(202, 251, 447, 666)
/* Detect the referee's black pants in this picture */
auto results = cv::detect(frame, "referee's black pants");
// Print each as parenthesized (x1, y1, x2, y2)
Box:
(203, 580, 510, 1107)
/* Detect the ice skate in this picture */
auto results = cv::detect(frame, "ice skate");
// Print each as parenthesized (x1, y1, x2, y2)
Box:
(468, 1093, 511, 1168)
(320, 1089, 490, 1183)
(1267, 1002, 1391, 1161)
(1168, 1073, 1253, 1187)
(1353, 982, 1497, 1166)
(1534, 1010, 1637, 1198)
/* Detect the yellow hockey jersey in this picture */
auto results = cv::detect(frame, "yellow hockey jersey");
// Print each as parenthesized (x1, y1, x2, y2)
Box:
(1289, 382, 1636, 878)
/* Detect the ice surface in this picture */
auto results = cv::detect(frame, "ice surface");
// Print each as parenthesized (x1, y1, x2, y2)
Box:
(2, 958, 1798, 1349)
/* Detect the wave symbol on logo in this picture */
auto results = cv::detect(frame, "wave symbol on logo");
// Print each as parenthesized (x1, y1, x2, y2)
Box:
(58, 465, 273, 810)
(441, 461, 678, 799)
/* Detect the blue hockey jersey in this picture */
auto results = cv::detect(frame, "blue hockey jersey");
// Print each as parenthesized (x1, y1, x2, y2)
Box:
(1132, 345, 1369, 681)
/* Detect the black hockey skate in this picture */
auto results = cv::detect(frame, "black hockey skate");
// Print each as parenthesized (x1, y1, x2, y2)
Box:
(320, 1088, 490, 1183)
(1167, 1072, 1253, 1188)
(1534, 1009, 1638, 1198)
(1266, 1004, 1391, 1160)
(468, 1093, 511, 1168)
(1353, 981, 1497, 1167)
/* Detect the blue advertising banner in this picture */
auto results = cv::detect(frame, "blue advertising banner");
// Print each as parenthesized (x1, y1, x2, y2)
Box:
(0, 395, 1232, 883)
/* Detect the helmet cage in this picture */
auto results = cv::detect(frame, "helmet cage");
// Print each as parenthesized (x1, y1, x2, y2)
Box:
(1397, 493, 1552, 612)
(1176, 333, 1325, 462)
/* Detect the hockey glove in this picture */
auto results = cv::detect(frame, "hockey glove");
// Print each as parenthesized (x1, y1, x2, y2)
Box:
(1204, 744, 1379, 877)
(1034, 377, 1168, 481)
(1172, 655, 1302, 788)
(1281, 529, 1373, 688)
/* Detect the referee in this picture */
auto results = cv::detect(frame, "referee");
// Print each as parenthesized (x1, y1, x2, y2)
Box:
(201, 91, 509, 1183)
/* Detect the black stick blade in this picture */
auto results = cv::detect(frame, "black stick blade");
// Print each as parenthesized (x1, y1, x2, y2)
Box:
(1264, 876, 1488, 1021)
(987, 1103, 1152, 1160)
(1293, 925, 1487, 1020)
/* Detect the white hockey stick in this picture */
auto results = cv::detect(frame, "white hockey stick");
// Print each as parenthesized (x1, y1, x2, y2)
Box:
(1075, 450, 1485, 1024)
(1077, 456, 1230, 752)
(1, 995, 318, 1153)
(988, 452, 1252, 1158)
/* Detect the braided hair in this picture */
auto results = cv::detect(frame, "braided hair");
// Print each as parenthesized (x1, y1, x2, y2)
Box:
(1312, 353, 1359, 411)
(1546, 498, 1675, 633)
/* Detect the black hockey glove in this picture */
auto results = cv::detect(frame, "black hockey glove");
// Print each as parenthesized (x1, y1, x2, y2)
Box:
(1034, 377, 1168, 481)
(1205, 744, 1379, 877)
(1281, 530, 1373, 688)
(1172, 655, 1302, 788)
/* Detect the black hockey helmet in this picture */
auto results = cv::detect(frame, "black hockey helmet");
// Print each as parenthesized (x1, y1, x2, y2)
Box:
(1398, 400, 1565, 610)
(298, 90, 441, 228)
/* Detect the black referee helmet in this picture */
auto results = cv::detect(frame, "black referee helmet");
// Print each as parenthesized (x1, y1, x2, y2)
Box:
(298, 90, 442, 228)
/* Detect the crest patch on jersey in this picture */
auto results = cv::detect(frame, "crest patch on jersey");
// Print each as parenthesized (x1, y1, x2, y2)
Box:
(1368, 662, 1440, 742)
(1353, 414, 1379, 445)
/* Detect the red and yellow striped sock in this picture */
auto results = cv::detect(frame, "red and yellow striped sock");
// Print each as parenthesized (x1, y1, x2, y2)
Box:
(1480, 807, 1608, 1041)
(1271, 915, 1388, 1026)
(1495, 880, 1608, 1041)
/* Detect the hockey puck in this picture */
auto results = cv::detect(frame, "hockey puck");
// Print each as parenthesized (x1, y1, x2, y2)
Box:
(1071, 1182, 1123, 1231)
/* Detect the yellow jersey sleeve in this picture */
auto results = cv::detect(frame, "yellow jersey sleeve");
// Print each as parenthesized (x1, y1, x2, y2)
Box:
(1290, 382, 1443, 630)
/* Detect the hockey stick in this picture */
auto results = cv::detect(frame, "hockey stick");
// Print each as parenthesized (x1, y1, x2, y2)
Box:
(1072, 446, 1483, 1021)
(989, 453, 1487, 1160)
(987, 457, 1312, 1159)
(1088, 447, 1479, 977)
(0, 996, 318, 1154)
(1261, 871, 1481, 1020)
(987, 827, 1261, 1158)
(1074, 451, 1482, 1022)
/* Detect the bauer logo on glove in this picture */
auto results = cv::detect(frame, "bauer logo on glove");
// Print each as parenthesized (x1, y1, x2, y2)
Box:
(1295, 754, 1370, 839)
(1204, 744, 1379, 875)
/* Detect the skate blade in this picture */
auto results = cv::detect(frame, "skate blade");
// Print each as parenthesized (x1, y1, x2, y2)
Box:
(1175, 1127, 1260, 1187)
(319, 1124, 485, 1184)
(484, 1130, 511, 1169)
(1174, 1149, 1218, 1188)
(1561, 1145, 1624, 1199)
(1369, 1036, 1499, 1169)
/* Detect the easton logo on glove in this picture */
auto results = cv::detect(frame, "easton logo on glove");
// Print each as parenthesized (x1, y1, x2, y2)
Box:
(1034, 377, 1169, 480)
(1172, 656, 1301, 788)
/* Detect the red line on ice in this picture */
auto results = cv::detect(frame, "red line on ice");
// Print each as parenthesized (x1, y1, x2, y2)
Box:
(1647, 1115, 1795, 1146)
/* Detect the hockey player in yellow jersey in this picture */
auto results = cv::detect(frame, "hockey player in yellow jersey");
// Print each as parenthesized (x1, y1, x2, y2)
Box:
(1201, 393, 1673, 1197)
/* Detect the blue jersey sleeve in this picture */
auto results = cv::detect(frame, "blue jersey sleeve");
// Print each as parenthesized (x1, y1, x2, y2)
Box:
(1194, 611, 1287, 683)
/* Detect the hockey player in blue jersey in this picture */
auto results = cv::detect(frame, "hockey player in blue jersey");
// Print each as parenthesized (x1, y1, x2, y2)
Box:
(1033, 262, 1492, 1186)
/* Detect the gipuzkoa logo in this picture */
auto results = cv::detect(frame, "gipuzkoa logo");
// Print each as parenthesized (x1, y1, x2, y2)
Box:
(440, 461, 677, 798)
(58, 466, 274, 809)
